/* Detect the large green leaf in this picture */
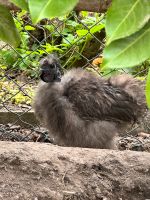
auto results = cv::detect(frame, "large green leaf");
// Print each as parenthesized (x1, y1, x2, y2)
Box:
(76, 24, 104, 37)
(11, 0, 29, 11)
(103, 21, 150, 69)
(146, 68, 150, 109)
(28, 0, 79, 24)
(0, 4, 20, 47)
(106, 0, 150, 45)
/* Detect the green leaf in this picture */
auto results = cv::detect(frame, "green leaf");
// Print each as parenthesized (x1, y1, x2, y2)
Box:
(106, 0, 150, 44)
(0, 4, 20, 47)
(25, 25, 35, 31)
(63, 34, 75, 44)
(103, 21, 150, 69)
(76, 24, 104, 37)
(146, 68, 150, 109)
(76, 29, 88, 37)
(44, 25, 55, 32)
(42, 43, 63, 53)
(11, 0, 29, 11)
(66, 20, 79, 28)
(28, 0, 79, 24)
(90, 24, 105, 34)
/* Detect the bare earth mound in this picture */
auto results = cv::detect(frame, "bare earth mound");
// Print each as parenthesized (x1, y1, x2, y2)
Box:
(0, 141, 149, 200)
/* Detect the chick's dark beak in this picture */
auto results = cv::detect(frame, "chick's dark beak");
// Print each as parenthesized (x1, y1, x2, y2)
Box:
(40, 65, 62, 83)
(40, 68, 54, 83)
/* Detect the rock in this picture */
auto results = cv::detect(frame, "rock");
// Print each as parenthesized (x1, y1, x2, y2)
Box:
(0, 141, 149, 200)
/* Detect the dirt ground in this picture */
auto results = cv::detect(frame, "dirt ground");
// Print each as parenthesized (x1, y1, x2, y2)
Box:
(0, 141, 149, 200)
(0, 112, 150, 200)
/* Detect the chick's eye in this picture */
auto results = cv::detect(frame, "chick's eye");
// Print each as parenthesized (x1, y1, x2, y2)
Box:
(50, 64, 55, 69)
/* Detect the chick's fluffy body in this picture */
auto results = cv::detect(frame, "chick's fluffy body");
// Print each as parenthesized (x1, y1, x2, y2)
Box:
(34, 68, 146, 149)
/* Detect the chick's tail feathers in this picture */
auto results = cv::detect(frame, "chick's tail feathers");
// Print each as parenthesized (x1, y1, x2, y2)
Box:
(108, 74, 147, 121)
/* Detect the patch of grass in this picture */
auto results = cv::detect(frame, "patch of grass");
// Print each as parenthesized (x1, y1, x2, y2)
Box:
(0, 79, 34, 106)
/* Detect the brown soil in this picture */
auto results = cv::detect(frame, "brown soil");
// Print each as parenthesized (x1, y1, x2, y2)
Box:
(0, 141, 149, 200)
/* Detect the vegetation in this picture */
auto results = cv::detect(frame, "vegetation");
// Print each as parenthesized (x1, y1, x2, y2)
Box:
(0, 10, 105, 76)
(0, 78, 33, 106)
